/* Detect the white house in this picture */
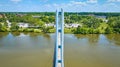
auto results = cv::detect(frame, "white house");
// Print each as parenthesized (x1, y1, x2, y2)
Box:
(71, 24, 80, 28)
(95, 15, 108, 22)
(45, 23, 82, 28)
(6, 20, 11, 28)
(45, 23, 55, 27)
(32, 15, 41, 18)
(18, 23, 29, 28)
(65, 23, 81, 28)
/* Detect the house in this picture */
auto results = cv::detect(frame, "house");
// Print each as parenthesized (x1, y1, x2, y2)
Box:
(32, 15, 41, 18)
(45, 23, 82, 28)
(71, 24, 81, 28)
(95, 16, 106, 19)
(95, 15, 108, 22)
(16, 14, 26, 17)
(45, 23, 55, 27)
(65, 23, 81, 28)
(18, 23, 29, 28)
(6, 20, 11, 28)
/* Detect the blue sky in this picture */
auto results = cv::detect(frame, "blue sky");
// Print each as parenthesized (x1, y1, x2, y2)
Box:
(0, 0, 120, 12)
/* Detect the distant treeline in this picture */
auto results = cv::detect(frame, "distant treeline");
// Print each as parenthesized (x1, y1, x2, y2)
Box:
(1, 12, 120, 17)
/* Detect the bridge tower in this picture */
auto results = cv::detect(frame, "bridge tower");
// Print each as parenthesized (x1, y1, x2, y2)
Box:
(53, 9, 64, 67)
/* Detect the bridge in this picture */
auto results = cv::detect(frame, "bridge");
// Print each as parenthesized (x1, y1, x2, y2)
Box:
(53, 9, 64, 67)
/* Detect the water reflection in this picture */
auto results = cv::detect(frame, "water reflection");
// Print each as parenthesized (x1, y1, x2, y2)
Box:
(23, 32, 29, 35)
(29, 33, 42, 37)
(0, 32, 9, 38)
(87, 34, 99, 45)
(43, 33, 51, 40)
(105, 34, 120, 46)
(98, 34, 111, 46)
(11, 32, 21, 37)
(0, 32, 9, 47)
(74, 34, 99, 45)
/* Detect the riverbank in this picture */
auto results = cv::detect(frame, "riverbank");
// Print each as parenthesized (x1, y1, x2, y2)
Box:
(0, 27, 120, 34)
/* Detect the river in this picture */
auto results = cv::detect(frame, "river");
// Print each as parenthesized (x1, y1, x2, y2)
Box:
(0, 32, 120, 67)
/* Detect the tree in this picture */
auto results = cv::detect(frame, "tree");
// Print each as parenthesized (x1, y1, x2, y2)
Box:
(34, 19, 44, 27)
(105, 27, 113, 34)
(10, 22, 19, 31)
(0, 23, 8, 32)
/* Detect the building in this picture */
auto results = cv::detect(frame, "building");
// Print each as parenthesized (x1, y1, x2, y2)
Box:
(45, 23, 81, 28)
(95, 15, 108, 22)
(18, 23, 29, 28)
(95, 16, 106, 19)
(16, 14, 26, 17)
(45, 23, 55, 27)
(32, 15, 41, 18)
(65, 23, 81, 28)
(6, 20, 11, 28)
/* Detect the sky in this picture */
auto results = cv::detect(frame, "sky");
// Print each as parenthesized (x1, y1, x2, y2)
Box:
(0, 0, 120, 12)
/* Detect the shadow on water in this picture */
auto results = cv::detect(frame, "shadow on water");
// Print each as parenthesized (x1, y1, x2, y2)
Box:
(0, 32, 9, 38)
(74, 34, 99, 45)
(9, 32, 51, 42)
(29, 32, 42, 37)
(105, 34, 120, 46)
(0, 32, 9, 47)
(87, 34, 99, 45)
(43, 33, 51, 40)
(11, 32, 21, 37)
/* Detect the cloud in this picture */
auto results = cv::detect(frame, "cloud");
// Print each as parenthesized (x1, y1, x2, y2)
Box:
(70, 1, 86, 6)
(10, 0, 22, 3)
(108, 0, 120, 2)
(87, 0, 98, 3)
(1, 0, 120, 12)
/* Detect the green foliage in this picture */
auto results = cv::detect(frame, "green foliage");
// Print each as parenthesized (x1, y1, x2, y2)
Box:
(74, 27, 88, 34)
(18, 28, 24, 32)
(34, 19, 44, 27)
(23, 28, 34, 32)
(0, 18, 6, 22)
(105, 27, 113, 34)
(40, 16, 55, 23)
(74, 27, 100, 34)
(64, 28, 72, 33)
(10, 22, 19, 31)
(114, 28, 120, 33)
(108, 16, 120, 28)
(33, 29, 42, 33)
(0, 12, 120, 34)
(49, 29, 55, 33)
(42, 26, 54, 33)
(0, 23, 8, 32)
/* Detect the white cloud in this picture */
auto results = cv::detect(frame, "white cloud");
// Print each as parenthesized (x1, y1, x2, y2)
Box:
(70, 1, 86, 6)
(108, 0, 120, 2)
(87, 0, 98, 3)
(10, 0, 22, 3)
(1, 0, 119, 12)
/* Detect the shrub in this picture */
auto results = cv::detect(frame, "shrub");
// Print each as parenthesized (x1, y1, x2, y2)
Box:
(34, 29, 42, 33)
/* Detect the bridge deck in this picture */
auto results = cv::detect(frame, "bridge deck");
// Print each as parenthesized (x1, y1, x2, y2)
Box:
(54, 9, 64, 67)
(57, 30, 62, 67)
